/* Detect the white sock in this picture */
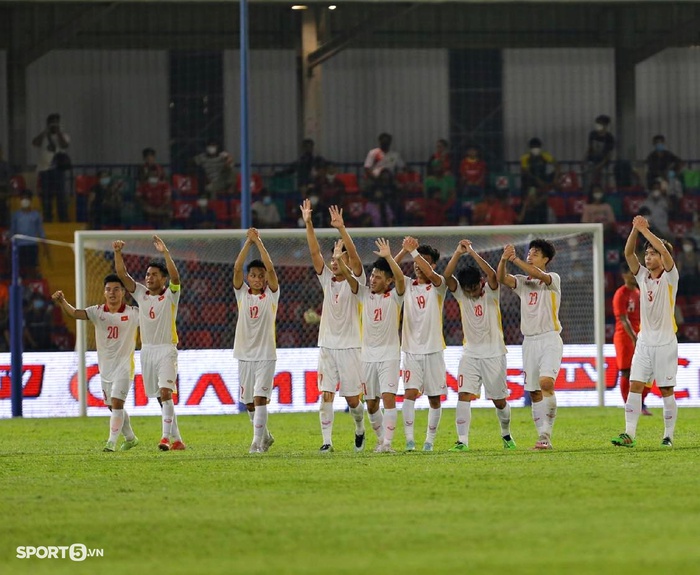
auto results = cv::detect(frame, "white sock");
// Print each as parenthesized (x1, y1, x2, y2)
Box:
(402, 399, 416, 442)
(349, 403, 365, 434)
(455, 400, 471, 444)
(108, 408, 124, 443)
(426, 407, 441, 443)
(253, 405, 267, 445)
(624, 392, 643, 438)
(121, 410, 135, 441)
(662, 394, 678, 440)
(368, 409, 384, 441)
(383, 408, 397, 446)
(496, 404, 511, 437)
(542, 394, 557, 438)
(248, 410, 255, 425)
(531, 400, 546, 437)
(320, 401, 334, 445)
(170, 410, 181, 442)
(161, 399, 174, 439)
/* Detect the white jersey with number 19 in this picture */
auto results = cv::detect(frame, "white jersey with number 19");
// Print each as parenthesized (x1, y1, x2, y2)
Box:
(401, 276, 447, 354)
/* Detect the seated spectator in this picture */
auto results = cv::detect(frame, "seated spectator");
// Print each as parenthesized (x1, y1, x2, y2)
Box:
(88, 170, 122, 230)
(645, 134, 683, 189)
(137, 166, 172, 228)
(459, 145, 487, 196)
(364, 179, 395, 227)
(277, 138, 325, 195)
(677, 238, 700, 297)
(581, 184, 616, 236)
(366, 169, 401, 222)
(517, 186, 550, 225)
(427, 139, 452, 175)
(24, 292, 54, 351)
(640, 178, 672, 239)
(188, 197, 217, 230)
(423, 163, 457, 206)
(307, 162, 345, 226)
(472, 188, 518, 226)
(194, 140, 234, 198)
(252, 189, 282, 228)
(10, 190, 49, 278)
(138, 147, 165, 184)
(520, 137, 559, 197)
(422, 186, 451, 226)
(364, 133, 405, 184)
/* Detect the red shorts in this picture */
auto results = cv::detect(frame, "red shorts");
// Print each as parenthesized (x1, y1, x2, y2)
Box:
(613, 335, 635, 370)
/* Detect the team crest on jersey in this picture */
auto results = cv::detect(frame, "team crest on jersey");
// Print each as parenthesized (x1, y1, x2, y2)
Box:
(426, 285, 431, 290)
(383, 292, 391, 298)
(258, 293, 266, 300)
(121, 315, 129, 321)
(158, 295, 165, 301)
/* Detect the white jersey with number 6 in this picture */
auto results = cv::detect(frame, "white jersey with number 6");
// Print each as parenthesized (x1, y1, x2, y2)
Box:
(85, 304, 139, 381)
(234, 285, 280, 360)
(453, 282, 507, 358)
(635, 265, 678, 347)
(355, 285, 404, 362)
(133, 283, 181, 345)
(512, 272, 562, 336)
(401, 275, 447, 354)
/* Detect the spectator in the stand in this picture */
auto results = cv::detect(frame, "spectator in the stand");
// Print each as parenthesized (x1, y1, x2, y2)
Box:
(0, 146, 10, 228)
(136, 166, 172, 228)
(188, 197, 217, 230)
(138, 147, 165, 184)
(194, 140, 234, 198)
(364, 133, 405, 184)
(472, 188, 516, 226)
(640, 178, 672, 239)
(279, 138, 325, 195)
(307, 162, 345, 227)
(459, 145, 487, 197)
(677, 237, 700, 297)
(422, 186, 451, 226)
(582, 114, 615, 193)
(32, 113, 71, 222)
(520, 137, 560, 197)
(423, 163, 457, 207)
(88, 170, 122, 230)
(10, 190, 48, 278)
(252, 189, 282, 228)
(24, 292, 54, 350)
(517, 186, 550, 225)
(645, 135, 683, 189)
(581, 184, 617, 237)
(365, 169, 400, 224)
(427, 139, 452, 175)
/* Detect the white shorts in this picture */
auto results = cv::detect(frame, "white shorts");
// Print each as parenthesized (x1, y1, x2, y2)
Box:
(318, 347, 362, 397)
(522, 332, 563, 392)
(630, 341, 678, 388)
(362, 360, 400, 399)
(239, 359, 277, 404)
(402, 351, 447, 397)
(457, 354, 508, 400)
(101, 376, 131, 404)
(140, 345, 178, 398)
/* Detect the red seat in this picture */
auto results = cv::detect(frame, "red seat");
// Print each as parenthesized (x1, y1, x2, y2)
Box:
(185, 330, 214, 349)
(202, 302, 229, 326)
(615, 222, 632, 238)
(209, 200, 229, 225)
(396, 171, 423, 196)
(549, 196, 567, 219)
(622, 196, 645, 217)
(568, 196, 586, 216)
(444, 298, 460, 321)
(24, 278, 50, 296)
(172, 200, 196, 221)
(172, 174, 198, 197)
(75, 175, 98, 195)
(679, 324, 700, 342)
(344, 197, 367, 223)
(669, 221, 692, 236)
(10, 175, 27, 193)
(235, 173, 264, 195)
(335, 173, 360, 194)
(558, 171, 581, 193)
(680, 196, 699, 213)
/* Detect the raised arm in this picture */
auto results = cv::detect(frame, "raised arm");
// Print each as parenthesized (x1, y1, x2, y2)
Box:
(402, 236, 442, 287)
(301, 198, 325, 275)
(635, 215, 674, 272)
(251, 229, 279, 292)
(112, 240, 137, 293)
(153, 235, 180, 286)
(497, 245, 517, 289)
(333, 240, 359, 293)
(443, 241, 468, 292)
(463, 240, 497, 289)
(51, 290, 88, 320)
(329, 205, 363, 277)
(375, 238, 405, 296)
(509, 248, 552, 285)
(624, 218, 642, 275)
(233, 233, 254, 290)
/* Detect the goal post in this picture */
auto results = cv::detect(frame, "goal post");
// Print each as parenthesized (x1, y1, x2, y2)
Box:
(74, 223, 605, 416)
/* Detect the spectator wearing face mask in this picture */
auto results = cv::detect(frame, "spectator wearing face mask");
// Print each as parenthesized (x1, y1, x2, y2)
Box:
(88, 170, 123, 230)
(519, 138, 559, 198)
(677, 238, 700, 297)
(188, 197, 217, 230)
(251, 189, 282, 228)
(645, 135, 684, 189)
(194, 140, 234, 198)
(138, 147, 165, 184)
(136, 166, 172, 228)
(582, 115, 615, 193)
(581, 184, 616, 236)
(10, 190, 49, 277)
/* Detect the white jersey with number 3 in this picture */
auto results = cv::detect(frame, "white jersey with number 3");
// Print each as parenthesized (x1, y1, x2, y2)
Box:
(317, 266, 365, 349)
(85, 304, 139, 381)
(133, 283, 181, 345)
(401, 276, 446, 354)
(635, 265, 678, 346)
(453, 282, 507, 358)
(512, 272, 562, 336)
(355, 286, 404, 362)
(234, 285, 280, 360)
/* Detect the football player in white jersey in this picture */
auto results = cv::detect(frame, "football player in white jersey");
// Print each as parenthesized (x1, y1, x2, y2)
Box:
(301, 200, 367, 453)
(52, 275, 140, 452)
(233, 228, 280, 454)
(497, 238, 562, 450)
(612, 215, 679, 448)
(335, 237, 405, 453)
(394, 236, 447, 452)
(114, 235, 186, 451)
(443, 240, 515, 451)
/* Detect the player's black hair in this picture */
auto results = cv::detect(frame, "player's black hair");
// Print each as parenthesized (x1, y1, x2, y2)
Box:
(528, 137, 542, 148)
(529, 239, 556, 263)
(595, 114, 611, 126)
(329, 245, 348, 258)
(372, 258, 393, 278)
(417, 244, 440, 265)
(142, 147, 156, 158)
(247, 259, 267, 273)
(456, 265, 482, 290)
(643, 239, 673, 254)
(146, 261, 169, 277)
(104, 274, 125, 288)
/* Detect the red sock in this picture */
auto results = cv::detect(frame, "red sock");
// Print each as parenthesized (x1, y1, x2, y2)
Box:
(620, 375, 630, 403)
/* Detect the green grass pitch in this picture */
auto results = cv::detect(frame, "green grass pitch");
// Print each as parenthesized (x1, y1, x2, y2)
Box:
(2, 407, 700, 575)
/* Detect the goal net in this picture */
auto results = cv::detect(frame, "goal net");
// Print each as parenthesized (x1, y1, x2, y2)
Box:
(74, 224, 605, 415)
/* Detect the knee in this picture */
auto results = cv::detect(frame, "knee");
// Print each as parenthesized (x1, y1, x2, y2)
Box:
(404, 389, 420, 401)
(428, 396, 441, 409)
(160, 389, 173, 402)
(493, 399, 507, 409)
